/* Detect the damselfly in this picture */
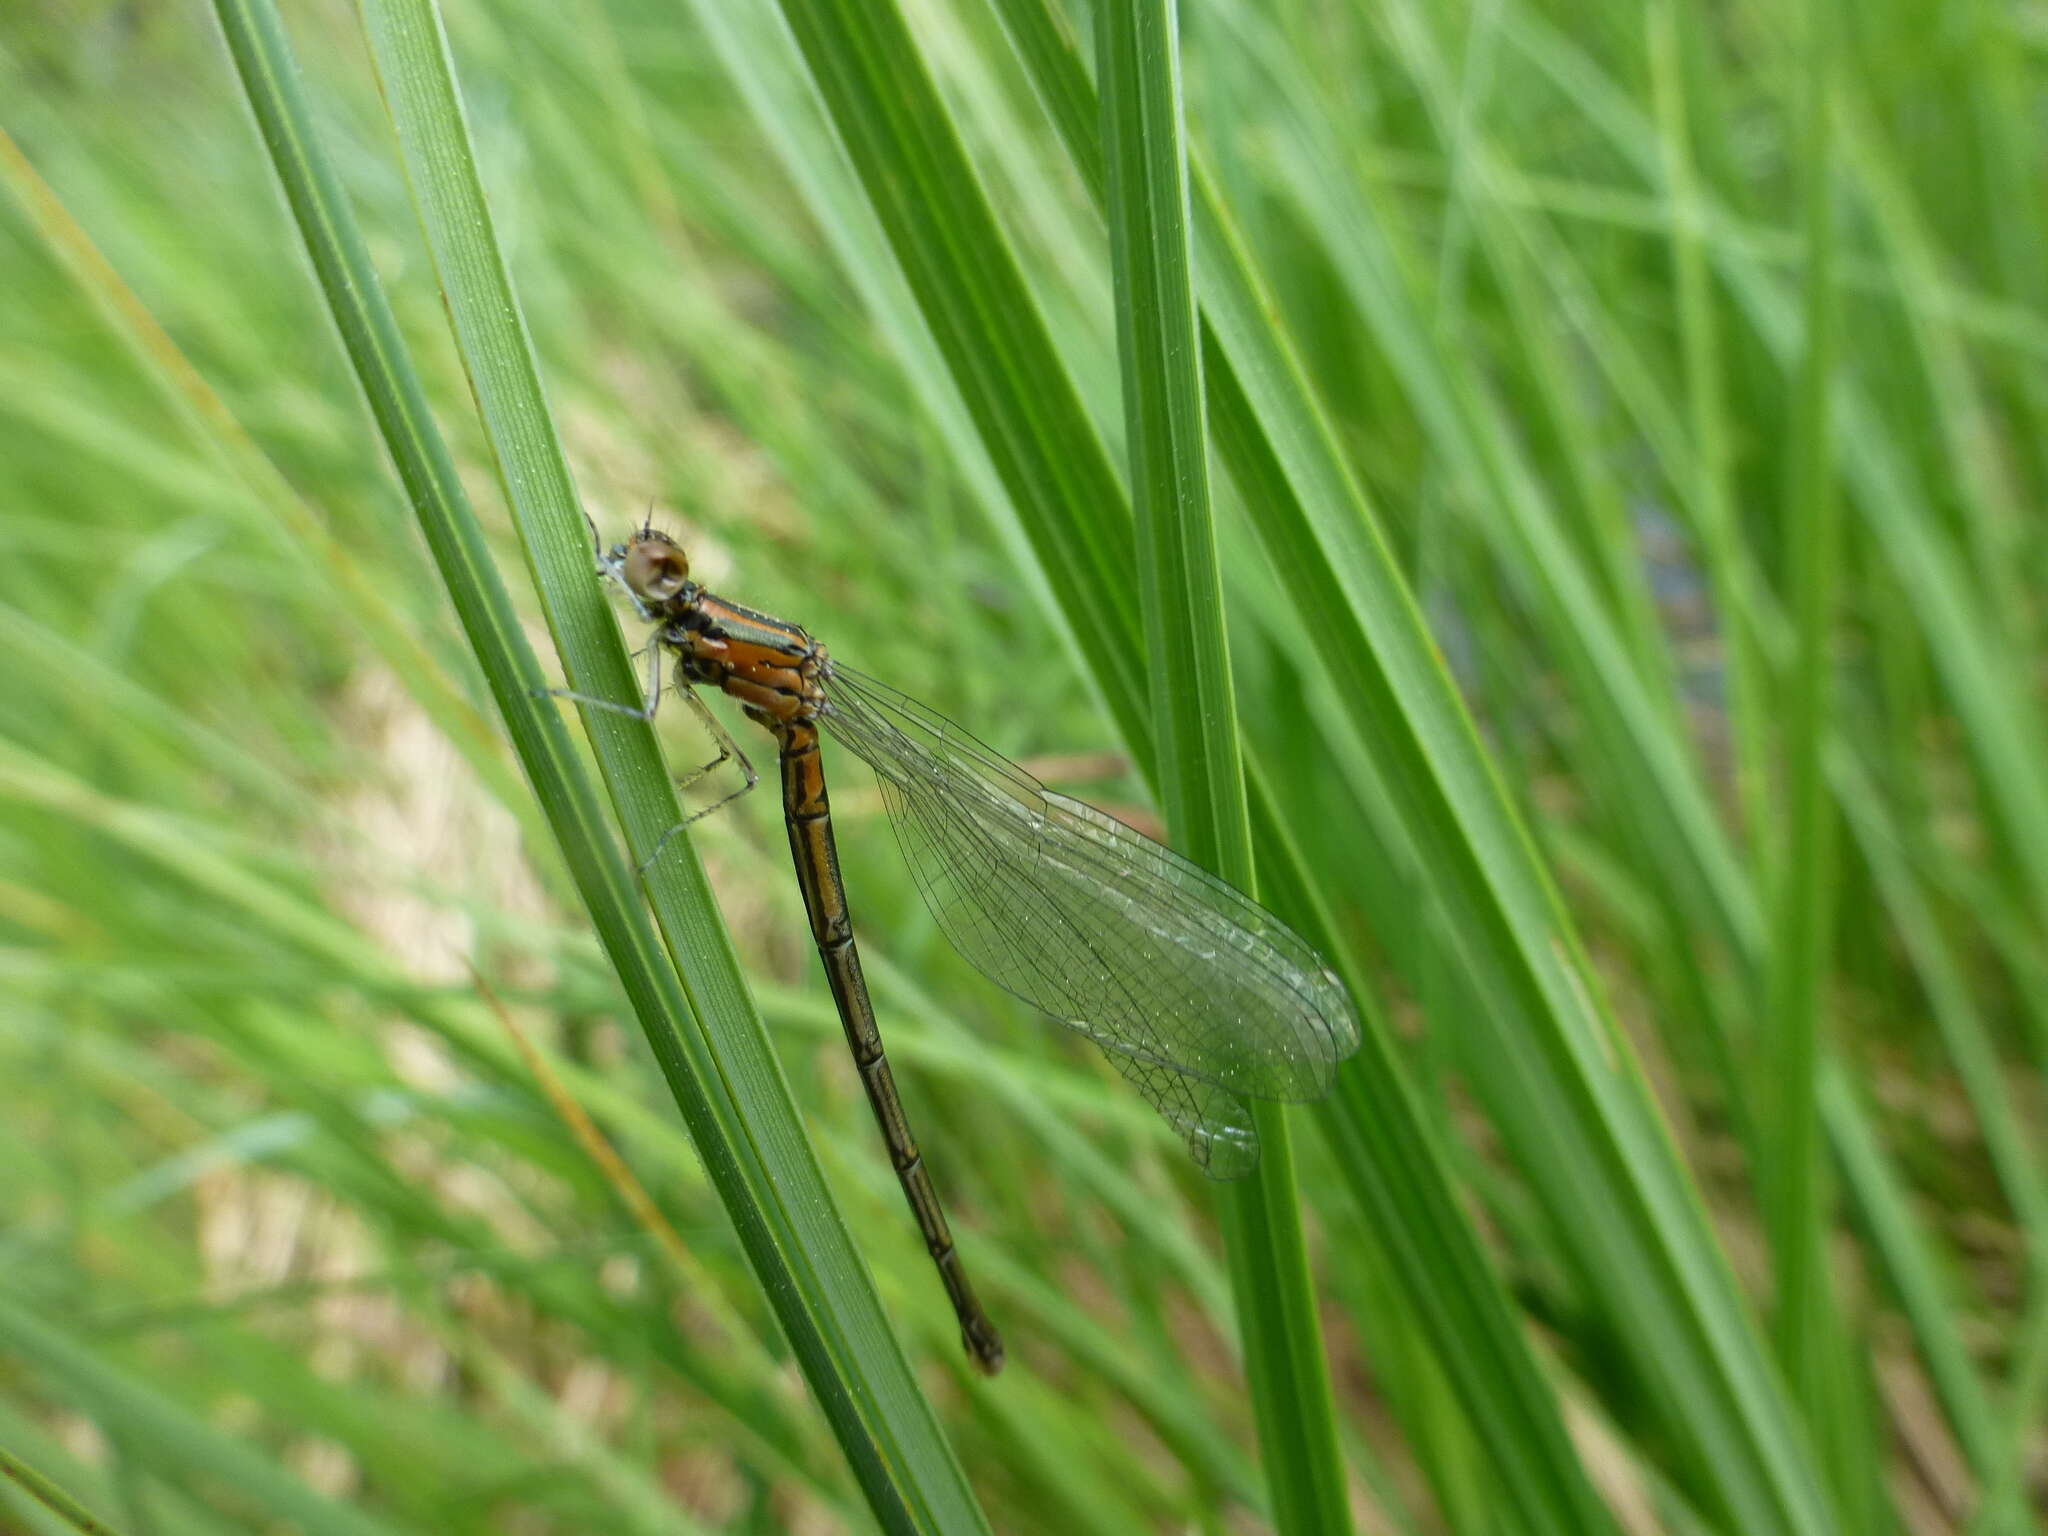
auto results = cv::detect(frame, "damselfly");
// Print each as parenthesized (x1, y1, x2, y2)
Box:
(582, 526, 1361, 1373)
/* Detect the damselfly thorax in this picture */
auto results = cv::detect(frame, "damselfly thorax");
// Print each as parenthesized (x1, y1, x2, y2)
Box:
(612, 529, 826, 729)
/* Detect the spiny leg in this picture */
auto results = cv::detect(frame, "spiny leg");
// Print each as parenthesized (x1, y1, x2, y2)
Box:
(532, 637, 669, 721)
(638, 689, 759, 874)
(535, 658, 757, 870)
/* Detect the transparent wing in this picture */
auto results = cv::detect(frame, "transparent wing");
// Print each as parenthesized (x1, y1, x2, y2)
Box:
(818, 663, 1360, 1180)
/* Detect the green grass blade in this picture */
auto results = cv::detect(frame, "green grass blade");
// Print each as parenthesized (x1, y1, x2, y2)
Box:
(1473, 11, 2038, 1509)
(1511, 3, 2048, 950)
(760, 0, 1844, 1528)
(1819, 1066, 2014, 1524)
(1646, 0, 1771, 855)
(1001, 3, 1836, 1529)
(1097, 2, 1350, 1528)
(1759, 0, 1843, 1425)
(0, 1438, 127, 1536)
(979, 16, 1624, 1525)
(0, 128, 520, 826)
(0, 1294, 396, 1536)
(772, 0, 1149, 757)
(212, 0, 988, 1526)
(1833, 749, 2046, 1532)
(1246, 783, 1617, 1536)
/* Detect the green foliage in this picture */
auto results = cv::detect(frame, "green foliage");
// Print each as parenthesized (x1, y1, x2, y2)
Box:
(0, 0, 2041, 1532)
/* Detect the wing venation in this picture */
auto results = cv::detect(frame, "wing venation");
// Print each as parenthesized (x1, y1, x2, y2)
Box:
(818, 664, 1358, 1178)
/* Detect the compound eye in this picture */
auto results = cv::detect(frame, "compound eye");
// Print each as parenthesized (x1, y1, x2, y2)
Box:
(623, 538, 689, 601)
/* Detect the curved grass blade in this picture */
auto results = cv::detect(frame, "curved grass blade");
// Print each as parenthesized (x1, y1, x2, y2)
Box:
(209, 0, 989, 1527)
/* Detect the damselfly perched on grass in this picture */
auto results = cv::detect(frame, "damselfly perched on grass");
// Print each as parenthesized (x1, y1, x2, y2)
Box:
(575, 526, 1361, 1372)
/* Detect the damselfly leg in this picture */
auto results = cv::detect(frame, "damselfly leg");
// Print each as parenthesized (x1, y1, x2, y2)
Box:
(536, 660, 759, 869)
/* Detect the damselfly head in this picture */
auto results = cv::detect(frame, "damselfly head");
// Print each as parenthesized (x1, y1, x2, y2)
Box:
(615, 528, 691, 605)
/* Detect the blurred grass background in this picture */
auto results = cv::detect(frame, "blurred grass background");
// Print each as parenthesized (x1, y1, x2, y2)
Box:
(1, 0, 2044, 1532)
